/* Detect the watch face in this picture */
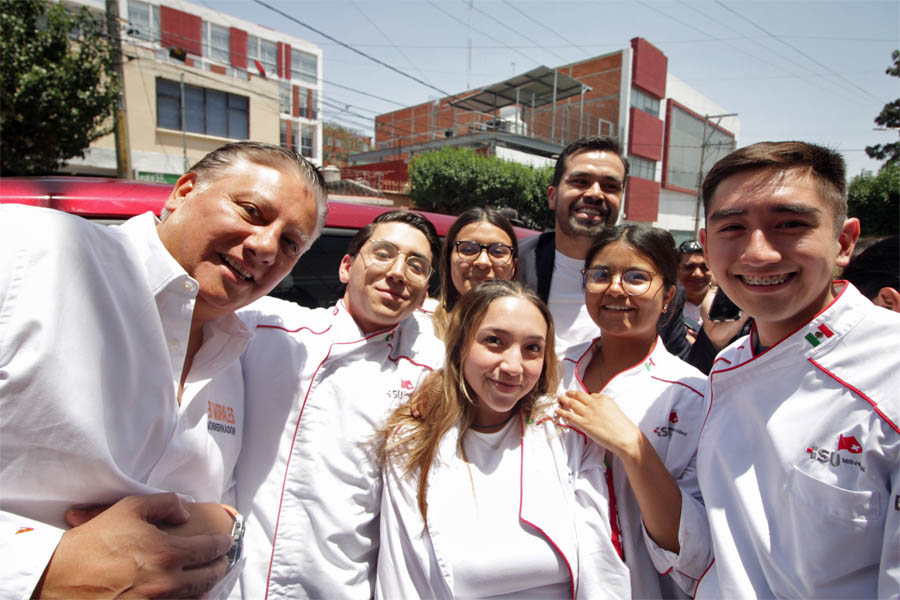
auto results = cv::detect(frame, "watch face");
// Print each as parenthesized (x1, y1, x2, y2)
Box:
(227, 513, 245, 568)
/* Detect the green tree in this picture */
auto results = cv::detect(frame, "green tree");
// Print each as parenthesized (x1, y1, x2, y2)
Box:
(848, 162, 899, 236)
(865, 49, 900, 164)
(1, 0, 120, 175)
(407, 146, 554, 229)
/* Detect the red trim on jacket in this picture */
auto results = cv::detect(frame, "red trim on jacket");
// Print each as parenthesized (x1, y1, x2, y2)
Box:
(516, 416, 576, 600)
(604, 461, 625, 561)
(808, 358, 900, 435)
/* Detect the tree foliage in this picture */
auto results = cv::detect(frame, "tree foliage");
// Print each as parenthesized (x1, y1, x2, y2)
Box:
(407, 146, 554, 230)
(865, 49, 900, 165)
(848, 162, 899, 237)
(1, 0, 120, 175)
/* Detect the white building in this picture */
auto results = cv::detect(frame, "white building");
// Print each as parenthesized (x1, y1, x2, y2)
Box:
(65, 0, 323, 180)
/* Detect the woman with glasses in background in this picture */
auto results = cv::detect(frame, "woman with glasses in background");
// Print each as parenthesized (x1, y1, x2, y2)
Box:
(556, 224, 711, 598)
(432, 207, 519, 339)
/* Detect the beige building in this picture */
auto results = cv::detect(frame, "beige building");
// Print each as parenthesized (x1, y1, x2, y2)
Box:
(65, 0, 323, 181)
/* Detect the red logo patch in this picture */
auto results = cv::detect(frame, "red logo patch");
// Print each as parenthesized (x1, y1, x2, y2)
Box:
(400, 379, 414, 390)
(669, 411, 678, 424)
(837, 434, 862, 454)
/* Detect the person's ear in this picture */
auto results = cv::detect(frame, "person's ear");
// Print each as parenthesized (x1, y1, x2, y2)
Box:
(338, 254, 354, 284)
(875, 286, 900, 313)
(547, 185, 557, 211)
(834, 217, 861, 269)
(700, 229, 708, 261)
(163, 172, 197, 214)
(662, 285, 676, 313)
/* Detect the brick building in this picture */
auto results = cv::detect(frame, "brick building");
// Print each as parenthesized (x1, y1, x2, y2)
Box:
(350, 38, 738, 240)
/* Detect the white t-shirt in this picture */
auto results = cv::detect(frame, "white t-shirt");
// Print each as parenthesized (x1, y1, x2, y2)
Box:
(442, 420, 569, 599)
(547, 250, 598, 355)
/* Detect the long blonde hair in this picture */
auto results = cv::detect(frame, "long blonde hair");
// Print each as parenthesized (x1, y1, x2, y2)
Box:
(377, 280, 558, 521)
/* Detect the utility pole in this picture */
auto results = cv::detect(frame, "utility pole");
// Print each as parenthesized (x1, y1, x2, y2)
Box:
(106, 0, 132, 179)
(466, 0, 472, 89)
(693, 112, 737, 238)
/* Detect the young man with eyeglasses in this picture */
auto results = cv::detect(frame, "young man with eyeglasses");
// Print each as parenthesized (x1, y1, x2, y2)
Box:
(231, 210, 445, 599)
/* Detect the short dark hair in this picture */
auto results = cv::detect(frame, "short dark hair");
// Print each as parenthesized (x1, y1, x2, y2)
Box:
(701, 141, 847, 233)
(584, 224, 678, 291)
(841, 235, 899, 300)
(551, 136, 629, 188)
(439, 207, 519, 312)
(346, 210, 441, 270)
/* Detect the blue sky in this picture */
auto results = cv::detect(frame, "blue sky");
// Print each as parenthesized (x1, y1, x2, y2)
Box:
(218, 0, 899, 178)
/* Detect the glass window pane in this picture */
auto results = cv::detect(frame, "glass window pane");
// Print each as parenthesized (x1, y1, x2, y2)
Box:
(128, 0, 150, 40)
(206, 89, 227, 137)
(291, 49, 317, 84)
(184, 85, 205, 133)
(210, 24, 229, 63)
(228, 94, 249, 139)
(247, 35, 258, 60)
(156, 78, 181, 129)
(260, 40, 277, 75)
(279, 82, 291, 114)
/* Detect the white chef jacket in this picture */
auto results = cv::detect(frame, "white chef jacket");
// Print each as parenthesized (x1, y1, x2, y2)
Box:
(561, 336, 711, 598)
(233, 297, 444, 599)
(377, 407, 632, 600)
(695, 282, 900, 598)
(0, 205, 252, 599)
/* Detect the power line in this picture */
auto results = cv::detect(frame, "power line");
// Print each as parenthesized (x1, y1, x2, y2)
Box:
(251, 0, 453, 98)
(500, 0, 595, 60)
(714, 1, 887, 105)
(465, 0, 569, 64)
(424, 0, 537, 66)
(351, 0, 435, 88)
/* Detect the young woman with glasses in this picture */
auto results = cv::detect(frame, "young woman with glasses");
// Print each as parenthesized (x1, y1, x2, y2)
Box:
(556, 224, 712, 598)
(432, 207, 519, 339)
(376, 280, 631, 598)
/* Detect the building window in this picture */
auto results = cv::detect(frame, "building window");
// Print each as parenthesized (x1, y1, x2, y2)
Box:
(247, 36, 277, 77)
(291, 49, 317, 84)
(279, 82, 291, 114)
(208, 23, 230, 63)
(664, 104, 735, 190)
(297, 87, 318, 119)
(631, 87, 660, 118)
(629, 155, 656, 180)
(127, 0, 159, 41)
(156, 77, 249, 139)
(300, 124, 314, 158)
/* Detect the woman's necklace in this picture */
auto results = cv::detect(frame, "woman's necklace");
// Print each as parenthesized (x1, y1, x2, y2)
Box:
(470, 409, 518, 432)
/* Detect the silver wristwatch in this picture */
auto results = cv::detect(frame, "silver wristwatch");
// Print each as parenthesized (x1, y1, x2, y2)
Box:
(226, 512, 245, 569)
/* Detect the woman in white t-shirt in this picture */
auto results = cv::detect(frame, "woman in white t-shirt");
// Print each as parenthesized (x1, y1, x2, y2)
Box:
(558, 224, 710, 598)
(376, 280, 630, 599)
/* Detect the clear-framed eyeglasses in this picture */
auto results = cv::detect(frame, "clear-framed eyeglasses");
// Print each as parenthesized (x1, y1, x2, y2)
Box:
(362, 239, 433, 285)
(454, 240, 514, 264)
(581, 266, 657, 296)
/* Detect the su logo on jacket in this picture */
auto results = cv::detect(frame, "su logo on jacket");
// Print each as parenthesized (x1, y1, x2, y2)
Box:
(806, 433, 866, 473)
(653, 409, 688, 438)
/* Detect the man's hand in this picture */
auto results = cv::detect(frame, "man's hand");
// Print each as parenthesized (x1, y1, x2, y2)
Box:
(700, 288, 751, 351)
(35, 493, 233, 599)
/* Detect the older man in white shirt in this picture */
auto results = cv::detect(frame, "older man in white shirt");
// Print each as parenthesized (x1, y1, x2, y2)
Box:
(0, 141, 326, 598)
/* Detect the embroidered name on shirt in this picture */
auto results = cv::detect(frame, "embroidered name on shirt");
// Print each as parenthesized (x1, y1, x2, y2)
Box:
(208, 400, 237, 435)
(804, 323, 834, 348)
